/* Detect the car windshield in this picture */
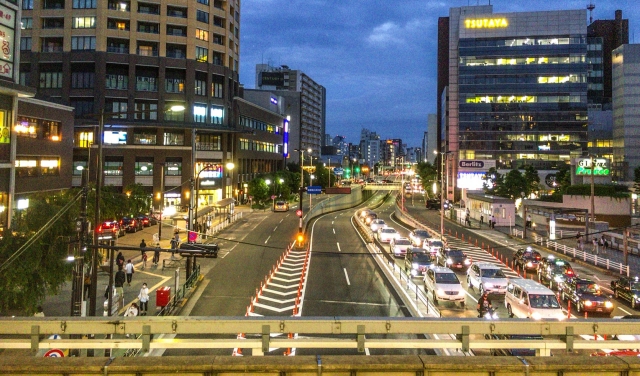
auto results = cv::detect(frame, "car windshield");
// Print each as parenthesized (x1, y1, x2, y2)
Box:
(382, 228, 396, 234)
(276, 201, 286, 205)
(431, 241, 444, 248)
(447, 250, 465, 258)
(631, 281, 640, 290)
(375, 220, 385, 225)
(528, 294, 560, 308)
(577, 283, 599, 294)
(414, 230, 429, 237)
(395, 239, 411, 245)
(413, 254, 431, 263)
(481, 268, 506, 278)
(551, 264, 567, 273)
(435, 272, 459, 284)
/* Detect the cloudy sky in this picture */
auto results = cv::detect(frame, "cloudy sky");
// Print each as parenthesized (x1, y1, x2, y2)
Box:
(239, 0, 639, 148)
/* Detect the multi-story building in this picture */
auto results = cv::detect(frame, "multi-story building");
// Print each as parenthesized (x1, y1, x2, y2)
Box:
(18, 0, 286, 214)
(612, 44, 640, 181)
(255, 64, 326, 162)
(0, 0, 38, 233)
(438, 5, 590, 199)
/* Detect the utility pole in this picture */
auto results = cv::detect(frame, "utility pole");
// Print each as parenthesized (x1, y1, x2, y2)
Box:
(89, 110, 104, 316)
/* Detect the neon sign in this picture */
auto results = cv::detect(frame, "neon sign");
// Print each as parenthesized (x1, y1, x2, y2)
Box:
(465, 18, 508, 29)
(575, 158, 610, 176)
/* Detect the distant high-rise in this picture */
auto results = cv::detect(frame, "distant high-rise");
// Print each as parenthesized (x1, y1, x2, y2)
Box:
(359, 129, 380, 167)
(255, 64, 326, 161)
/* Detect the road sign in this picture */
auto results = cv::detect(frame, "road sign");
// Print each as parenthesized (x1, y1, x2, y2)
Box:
(334, 168, 344, 175)
(271, 195, 276, 199)
(44, 349, 64, 358)
(307, 186, 322, 194)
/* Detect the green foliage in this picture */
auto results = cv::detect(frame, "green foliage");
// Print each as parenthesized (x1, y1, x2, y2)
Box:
(565, 184, 630, 198)
(482, 168, 502, 195)
(123, 183, 152, 216)
(416, 162, 437, 194)
(551, 168, 572, 197)
(523, 165, 540, 196)
(0, 191, 77, 315)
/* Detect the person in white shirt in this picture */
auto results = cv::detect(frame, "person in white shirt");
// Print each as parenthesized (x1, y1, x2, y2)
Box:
(138, 283, 149, 315)
(125, 260, 135, 286)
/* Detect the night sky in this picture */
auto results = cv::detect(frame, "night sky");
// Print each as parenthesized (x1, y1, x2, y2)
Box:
(239, 0, 639, 147)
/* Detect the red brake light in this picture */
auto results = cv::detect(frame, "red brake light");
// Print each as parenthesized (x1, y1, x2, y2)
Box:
(97, 225, 103, 233)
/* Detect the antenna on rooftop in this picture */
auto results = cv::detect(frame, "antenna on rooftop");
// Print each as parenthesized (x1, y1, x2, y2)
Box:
(587, 2, 595, 24)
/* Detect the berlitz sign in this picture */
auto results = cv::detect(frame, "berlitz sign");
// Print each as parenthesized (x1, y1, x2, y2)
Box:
(575, 158, 610, 176)
(459, 161, 484, 168)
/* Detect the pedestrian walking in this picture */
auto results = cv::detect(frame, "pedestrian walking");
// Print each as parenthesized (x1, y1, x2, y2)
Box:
(116, 251, 125, 268)
(490, 215, 495, 229)
(592, 238, 598, 254)
(480, 215, 484, 227)
(114, 267, 126, 300)
(526, 214, 532, 229)
(139, 239, 147, 269)
(83, 273, 92, 299)
(170, 235, 179, 259)
(465, 213, 471, 227)
(153, 247, 160, 266)
(604, 239, 609, 252)
(124, 260, 135, 286)
(599, 236, 605, 249)
(138, 283, 149, 315)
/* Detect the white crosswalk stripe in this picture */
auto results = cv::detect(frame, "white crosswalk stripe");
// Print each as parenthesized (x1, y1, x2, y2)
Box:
(445, 239, 520, 278)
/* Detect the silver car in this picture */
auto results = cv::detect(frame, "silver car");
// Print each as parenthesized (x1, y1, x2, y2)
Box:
(409, 229, 430, 247)
(370, 219, 386, 232)
(467, 262, 509, 295)
(377, 227, 400, 243)
(390, 237, 412, 257)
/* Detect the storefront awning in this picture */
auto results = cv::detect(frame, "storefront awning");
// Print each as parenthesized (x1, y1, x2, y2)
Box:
(213, 198, 236, 208)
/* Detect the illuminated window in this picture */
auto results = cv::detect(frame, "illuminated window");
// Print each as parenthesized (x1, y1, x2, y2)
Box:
(163, 132, 184, 145)
(135, 160, 153, 175)
(196, 29, 209, 41)
(15, 159, 38, 177)
(210, 106, 223, 124)
(75, 131, 94, 148)
(165, 161, 182, 176)
(73, 160, 87, 175)
(133, 131, 156, 145)
(41, 159, 59, 175)
(73, 17, 96, 28)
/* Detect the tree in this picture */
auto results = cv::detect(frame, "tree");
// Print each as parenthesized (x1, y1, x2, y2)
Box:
(500, 169, 528, 199)
(416, 161, 437, 196)
(0, 190, 78, 315)
(482, 168, 502, 195)
(523, 165, 540, 197)
(124, 183, 152, 215)
(551, 167, 571, 197)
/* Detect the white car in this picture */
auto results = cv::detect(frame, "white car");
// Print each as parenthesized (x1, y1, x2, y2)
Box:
(467, 262, 509, 295)
(423, 238, 445, 258)
(377, 227, 399, 243)
(423, 266, 465, 306)
(370, 219, 386, 232)
(390, 237, 412, 257)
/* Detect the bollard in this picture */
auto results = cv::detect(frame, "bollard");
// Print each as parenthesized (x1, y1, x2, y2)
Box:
(567, 300, 571, 318)
(524, 270, 527, 279)
(585, 311, 588, 319)
(476, 239, 478, 247)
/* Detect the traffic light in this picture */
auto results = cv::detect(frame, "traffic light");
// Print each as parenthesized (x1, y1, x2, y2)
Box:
(296, 209, 303, 217)
(355, 166, 360, 174)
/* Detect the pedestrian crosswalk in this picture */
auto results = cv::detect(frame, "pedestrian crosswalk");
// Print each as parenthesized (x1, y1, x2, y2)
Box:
(443, 237, 520, 279)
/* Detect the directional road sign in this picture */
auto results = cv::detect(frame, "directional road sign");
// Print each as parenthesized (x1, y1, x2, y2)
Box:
(307, 186, 322, 194)
(334, 168, 344, 175)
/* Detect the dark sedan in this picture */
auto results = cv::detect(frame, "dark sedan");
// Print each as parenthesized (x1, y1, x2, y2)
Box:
(513, 247, 541, 271)
(437, 249, 471, 270)
(120, 216, 143, 233)
(561, 277, 614, 315)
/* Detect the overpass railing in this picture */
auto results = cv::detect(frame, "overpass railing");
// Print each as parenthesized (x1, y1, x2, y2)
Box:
(3, 317, 640, 356)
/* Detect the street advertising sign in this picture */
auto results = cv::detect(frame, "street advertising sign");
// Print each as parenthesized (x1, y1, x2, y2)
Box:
(575, 158, 610, 176)
(307, 186, 322, 194)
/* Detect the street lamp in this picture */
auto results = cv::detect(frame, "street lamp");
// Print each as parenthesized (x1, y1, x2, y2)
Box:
(266, 179, 273, 208)
(294, 148, 311, 239)
(434, 150, 452, 240)
(193, 163, 220, 236)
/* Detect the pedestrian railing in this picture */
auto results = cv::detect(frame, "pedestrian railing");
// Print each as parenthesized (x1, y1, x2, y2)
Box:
(157, 264, 201, 317)
(512, 228, 524, 239)
(534, 234, 630, 276)
(205, 212, 243, 238)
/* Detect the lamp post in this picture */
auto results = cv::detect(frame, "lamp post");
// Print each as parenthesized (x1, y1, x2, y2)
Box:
(435, 150, 452, 240)
(589, 154, 596, 241)
(226, 162, 235, 217)
(194, 163, 219, 236)
(266, 179, 272, 208)
(294, 148, 311, 237)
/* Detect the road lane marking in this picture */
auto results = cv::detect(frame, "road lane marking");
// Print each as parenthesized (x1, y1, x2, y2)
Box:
(265, 235, 271, 244)
(333, 228, 336, 234)
(280, 219, 284, 223)
(344, 268, 351, 285)
(332, 221, 334, 225)
(273, 226, 278, 232)
(337, 242, 341, 252)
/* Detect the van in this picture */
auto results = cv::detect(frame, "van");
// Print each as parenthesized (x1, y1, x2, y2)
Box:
(504, 279, 565, 320)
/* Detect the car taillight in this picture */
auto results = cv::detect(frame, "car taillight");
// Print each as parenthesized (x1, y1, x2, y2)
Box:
(97, 225, 103, 233)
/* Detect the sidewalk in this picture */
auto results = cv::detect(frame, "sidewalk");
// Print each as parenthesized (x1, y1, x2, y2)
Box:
(460, 211, 640, 276)
(40, 203, 253, 318)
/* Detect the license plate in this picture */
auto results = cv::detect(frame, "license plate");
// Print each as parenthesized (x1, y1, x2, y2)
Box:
(596, 308, 603, 312)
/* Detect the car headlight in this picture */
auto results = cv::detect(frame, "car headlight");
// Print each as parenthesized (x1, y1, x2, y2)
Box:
(526, 261, 533, 268)
(437, 288, 445, 295)
(605, 301, 614, 308)
(584, 300, 593, 307)
(411, 269, 417, 276)
(457, 289, 465, 296)
(446, 258, 453, 264)
(464, 259, 471, 265)
(554, 275, 564, 282)
(531, 312, 542, 320)
(412, 263, 419, 269)
(484, 282, 493, 288)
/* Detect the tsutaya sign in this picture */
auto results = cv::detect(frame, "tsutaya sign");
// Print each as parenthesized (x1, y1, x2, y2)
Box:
(575, 158, 610, 176)
(464, 18, 508, 29)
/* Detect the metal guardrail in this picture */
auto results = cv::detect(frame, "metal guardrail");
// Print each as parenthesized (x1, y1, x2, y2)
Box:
(533, 234, 630, 276)
(512, 228, 524, 238)
(157, 264, 201, 317)
(4, 317, 640, 356)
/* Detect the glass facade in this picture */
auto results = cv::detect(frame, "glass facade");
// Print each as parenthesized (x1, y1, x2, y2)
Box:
(458, 33, 588, 169)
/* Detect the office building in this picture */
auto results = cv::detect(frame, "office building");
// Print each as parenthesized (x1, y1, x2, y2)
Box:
(438, 5, 590, 198)
(612, 44, 640, 181)
(255, 64, 326, 162)
(17, 0, 275, 212)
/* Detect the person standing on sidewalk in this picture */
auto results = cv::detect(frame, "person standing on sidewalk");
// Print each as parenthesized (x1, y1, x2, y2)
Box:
(153, 246, 160, 266)
(114, 267, 126, 303)
(139, 239, 147, 269)
(125, 260, 135, 286)
(137, 283, 149, 315)
(526, 214, 532, 229)
(592, 238, 598, 254)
